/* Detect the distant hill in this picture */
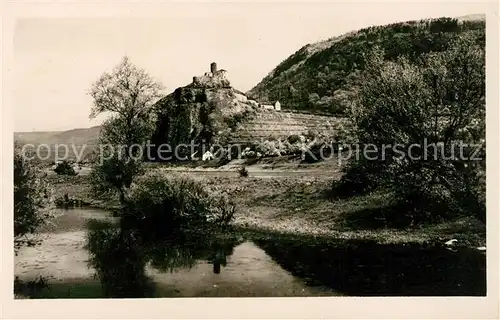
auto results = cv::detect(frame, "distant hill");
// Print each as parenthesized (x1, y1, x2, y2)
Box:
(247, 15, 485, 114)
(15, 126, 101, 146)
(14, 126, 102, 162)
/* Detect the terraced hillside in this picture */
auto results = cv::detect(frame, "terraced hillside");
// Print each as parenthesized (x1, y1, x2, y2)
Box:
(228, 110, 343, 145)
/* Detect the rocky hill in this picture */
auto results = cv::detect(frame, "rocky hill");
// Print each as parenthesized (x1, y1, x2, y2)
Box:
(150, 63, 343, 161)
(150, 63, 261, 160)
(247, 15, 485, 115)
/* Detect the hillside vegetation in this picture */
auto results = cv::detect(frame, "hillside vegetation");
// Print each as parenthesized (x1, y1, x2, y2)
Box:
(247, 15, 485, 114)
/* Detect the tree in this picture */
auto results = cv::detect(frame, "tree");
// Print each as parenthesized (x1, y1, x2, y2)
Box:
(88, 57, 163, 204)
(54, 160, 77, 176)
(338, 33, 485, 224)
(14, 142, 52, 252)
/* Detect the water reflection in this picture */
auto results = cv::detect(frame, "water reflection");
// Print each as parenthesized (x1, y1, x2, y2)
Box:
(252, 236, 486, 296)
(25, 208, 485, 298)
(86, 220, 486, 297)
(85, 219, 241, 298)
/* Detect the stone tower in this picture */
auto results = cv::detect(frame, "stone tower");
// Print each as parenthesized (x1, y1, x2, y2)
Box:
(210, 62, 217, 74)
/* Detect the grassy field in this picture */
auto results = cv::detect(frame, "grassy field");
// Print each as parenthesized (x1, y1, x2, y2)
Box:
(47, 168, 486, 247)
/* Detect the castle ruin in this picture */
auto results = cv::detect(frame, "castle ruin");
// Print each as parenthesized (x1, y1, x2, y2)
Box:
(150, 61, 343, 161)
(191, 62, 282, 111)
(192, 62, 230, 88)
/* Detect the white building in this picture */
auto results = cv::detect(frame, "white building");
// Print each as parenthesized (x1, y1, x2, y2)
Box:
(202, 151, 214, 161)
(274, 101, 281, 111)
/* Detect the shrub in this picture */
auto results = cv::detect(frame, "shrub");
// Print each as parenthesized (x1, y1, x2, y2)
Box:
(337, 34, 485, 224)
(14, 276, 50, 297)
(89, 151, 143, 203)
(89, 57, 162, 205)
(14, 142, 53, 252)
(241, 147, 257, 159)
(54, 160, 77, 176)
(124, 173, 235, 239)
(255, 140, 282, 157)
(238, 166, 249, 178)
(287, 134, 302, 144)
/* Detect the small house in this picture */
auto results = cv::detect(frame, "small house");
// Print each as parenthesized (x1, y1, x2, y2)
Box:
(202, 151, 214, 161)
(274, 101, 281, 111)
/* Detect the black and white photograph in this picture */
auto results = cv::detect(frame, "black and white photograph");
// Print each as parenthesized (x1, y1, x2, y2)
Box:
(2, 0, 499, 318)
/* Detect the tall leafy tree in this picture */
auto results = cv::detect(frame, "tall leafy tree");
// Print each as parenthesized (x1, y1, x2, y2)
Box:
(88, 57, 163, 204)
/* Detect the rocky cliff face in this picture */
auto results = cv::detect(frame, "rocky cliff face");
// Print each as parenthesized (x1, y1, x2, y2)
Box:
(150, 82, 257, 160)
(150, 63, 345, 161)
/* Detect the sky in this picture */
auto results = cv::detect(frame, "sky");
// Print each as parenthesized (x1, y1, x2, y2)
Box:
(12, 1, 489, 132)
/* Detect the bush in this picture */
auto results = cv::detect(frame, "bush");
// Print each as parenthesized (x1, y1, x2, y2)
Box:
(124, 173, 235, 239)
(287, 134, 302, 144)
(14, 142, 53, 252)
(238, 166, 249, 177)
(89, 152, 143, 203)
(244, 133, 336, 160)
(255, 140, 282, 157)
(337, 34, 485, 225)
(54, 160, 77, 176)
(14, 276, 50, 297)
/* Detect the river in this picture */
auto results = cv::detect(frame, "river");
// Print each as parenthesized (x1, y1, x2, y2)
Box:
(14, 208, 486, 298)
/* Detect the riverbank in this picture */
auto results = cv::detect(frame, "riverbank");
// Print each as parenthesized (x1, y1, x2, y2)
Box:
(15, 221, 486, 298)
(15, 206, 486, 298)
(46, 168, 486, 248)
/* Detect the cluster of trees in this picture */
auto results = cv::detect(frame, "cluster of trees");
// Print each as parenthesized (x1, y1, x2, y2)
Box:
(335, 33, 485, 225)
(248, 17, 485, 115)
(13, 57, 236, 296)
(239, 131, 336, 159)
(87, 56, 235, 224)
(85, 57, 237, 296)
(53, 160, 77, 176)
(14, 142, 53, 252)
